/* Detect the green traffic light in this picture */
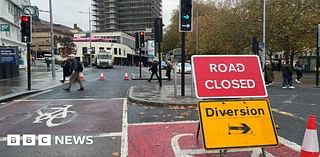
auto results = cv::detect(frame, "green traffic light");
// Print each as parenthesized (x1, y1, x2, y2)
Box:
(183, 14, 190, 20)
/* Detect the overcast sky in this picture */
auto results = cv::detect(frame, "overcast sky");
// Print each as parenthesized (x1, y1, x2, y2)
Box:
(30, 0, 179, 31)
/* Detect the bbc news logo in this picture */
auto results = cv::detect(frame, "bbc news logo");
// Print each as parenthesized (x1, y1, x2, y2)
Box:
(7, 134, 94, 146)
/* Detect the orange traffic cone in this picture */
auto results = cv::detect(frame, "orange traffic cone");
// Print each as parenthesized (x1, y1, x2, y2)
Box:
(124, 72, 129, 80)
(99, 71, 105, 81)
(300, 115, 319, 157)
(79, 72, 85, 81)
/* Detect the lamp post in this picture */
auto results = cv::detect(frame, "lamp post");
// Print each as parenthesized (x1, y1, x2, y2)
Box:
(49, 0, 55, 77)
(262, 0, 266, 71)
(79, 7, 92, 66)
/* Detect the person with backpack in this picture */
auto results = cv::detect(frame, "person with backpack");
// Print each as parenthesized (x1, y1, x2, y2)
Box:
(60, 55, 73, 83)
(63, 54, 84, 91)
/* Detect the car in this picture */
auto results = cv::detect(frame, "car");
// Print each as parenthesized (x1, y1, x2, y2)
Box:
(176, 63, 192, 74)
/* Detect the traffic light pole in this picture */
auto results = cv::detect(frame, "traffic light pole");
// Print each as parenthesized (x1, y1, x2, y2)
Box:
(157, 42, 162, 87)
(181, 32, 186, 96)
(27, 43, 31, 90)
(316, 24, 319, 87)
(139, 48, 142, 78)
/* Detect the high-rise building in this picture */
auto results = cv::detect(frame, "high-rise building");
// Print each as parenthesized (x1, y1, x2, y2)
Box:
(92, 0, 162, 34)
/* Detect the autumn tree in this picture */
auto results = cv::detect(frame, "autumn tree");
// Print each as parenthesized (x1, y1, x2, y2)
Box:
(162, 0, 320, 62)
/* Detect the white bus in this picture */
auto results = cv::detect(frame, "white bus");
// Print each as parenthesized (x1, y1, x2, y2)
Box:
(95, 49, 114, 68)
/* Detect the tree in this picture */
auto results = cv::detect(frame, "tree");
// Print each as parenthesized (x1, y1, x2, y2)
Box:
(162, 0, 320, 62)
(58, 37, 76, 58)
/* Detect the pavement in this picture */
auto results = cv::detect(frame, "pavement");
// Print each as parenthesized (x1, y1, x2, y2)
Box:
(0, 61, 64, 103)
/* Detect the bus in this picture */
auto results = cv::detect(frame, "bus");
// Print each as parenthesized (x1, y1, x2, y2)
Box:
(95, 49, 113, 68)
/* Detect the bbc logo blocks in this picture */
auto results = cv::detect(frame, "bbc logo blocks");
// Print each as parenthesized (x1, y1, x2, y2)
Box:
(7, 134, 51, 146)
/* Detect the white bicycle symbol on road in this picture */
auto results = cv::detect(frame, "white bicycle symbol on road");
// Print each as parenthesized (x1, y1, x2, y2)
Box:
(33, 105, 78, 127)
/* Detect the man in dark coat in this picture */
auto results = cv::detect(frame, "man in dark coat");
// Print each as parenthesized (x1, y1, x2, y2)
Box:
(165, 61, 173, 81)
(265, 60, 274, 86)
(282, 60, 294, 89)
(63, 54, 84, 91)
(148, 60, 160, 82)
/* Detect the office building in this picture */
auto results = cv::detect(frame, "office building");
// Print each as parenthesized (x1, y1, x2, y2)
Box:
(92, 0, 162, 34)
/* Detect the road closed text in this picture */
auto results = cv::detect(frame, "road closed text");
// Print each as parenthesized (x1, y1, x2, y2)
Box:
(205, 63, 256, 90)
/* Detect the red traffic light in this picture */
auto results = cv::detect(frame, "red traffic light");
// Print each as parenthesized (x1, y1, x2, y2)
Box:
(140, 32, 145, 36)
(21, 16, 30, 22)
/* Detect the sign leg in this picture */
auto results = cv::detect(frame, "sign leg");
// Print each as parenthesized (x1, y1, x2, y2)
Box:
(196, 122, 200, 139)
(261, 148, 266, 157)
(219, 150, 224, 157)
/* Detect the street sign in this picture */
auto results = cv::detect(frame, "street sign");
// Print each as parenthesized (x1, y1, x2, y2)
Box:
(0, 47, 18, 64)
(0, 24, 10, 32)
(191, 55, 267, 99)
(198, 99, 278, 150)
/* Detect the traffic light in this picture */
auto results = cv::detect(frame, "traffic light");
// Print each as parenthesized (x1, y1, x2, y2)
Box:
(139, 31, 145, 47)
(154, 18, 163, 43)
(135, 32, 140, 49)
(20, 15, 32, 43)
(179, 0, 193, 32)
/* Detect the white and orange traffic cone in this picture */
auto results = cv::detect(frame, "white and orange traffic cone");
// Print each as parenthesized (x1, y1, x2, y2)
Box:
(79, 72, 85, 81)
(300, 115, 319, 157)
(124, 72, 129, 80)
(99, 71, 105, 81)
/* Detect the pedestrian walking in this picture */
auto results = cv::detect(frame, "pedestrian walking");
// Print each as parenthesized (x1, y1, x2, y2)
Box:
(148, 59, 160, 82)
(45, 57, 50, 70)
(294, 60, 303, 83)
(264, 60, 274, 86)
(60, 55, 73, 83)
(31, 56, 36, 66)
(165, 61, 173, 81)
(63, 54, 84, 91)
(282, 60, 295, 89)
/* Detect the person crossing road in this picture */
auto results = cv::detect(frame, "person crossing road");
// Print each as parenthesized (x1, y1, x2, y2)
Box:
(63, 54, 84, 91)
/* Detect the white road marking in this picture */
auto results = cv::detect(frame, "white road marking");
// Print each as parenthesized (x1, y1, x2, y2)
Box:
(33, 105, 78, 127)
(171, 133, 270, 157)
(278, 136, 301, 152)
(129, 121, 302, 156)
(121, 98, 128, 157)
(283, 95, 298, 104)
(93, 132, 122, 137)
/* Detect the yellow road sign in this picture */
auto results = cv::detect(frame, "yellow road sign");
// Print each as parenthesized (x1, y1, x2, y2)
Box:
(198, 99, 278, 150)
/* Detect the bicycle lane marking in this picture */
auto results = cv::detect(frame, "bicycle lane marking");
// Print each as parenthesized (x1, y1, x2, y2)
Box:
(127, 121, 301, 157)
(0, 99, 124, 136)
(32, 104, 78, 127)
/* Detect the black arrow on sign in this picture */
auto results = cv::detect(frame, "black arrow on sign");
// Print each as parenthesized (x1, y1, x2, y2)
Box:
(229, 123, 251, 134)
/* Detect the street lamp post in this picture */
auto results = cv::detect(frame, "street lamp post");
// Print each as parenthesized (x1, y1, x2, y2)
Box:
(49, 0, 55, 77)
(262, 0, 266, 71)
(79, 7, 92, 66)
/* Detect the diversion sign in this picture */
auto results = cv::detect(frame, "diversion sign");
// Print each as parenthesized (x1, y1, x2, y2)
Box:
(191, 55, 267, 99)
(198, 100, 278, 150)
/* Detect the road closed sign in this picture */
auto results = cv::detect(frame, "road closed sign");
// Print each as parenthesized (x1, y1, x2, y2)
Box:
(191, 55, 267, 99)
(198, 99, 278, 150)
